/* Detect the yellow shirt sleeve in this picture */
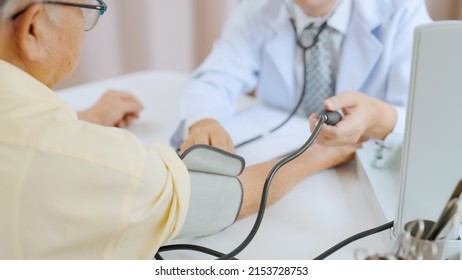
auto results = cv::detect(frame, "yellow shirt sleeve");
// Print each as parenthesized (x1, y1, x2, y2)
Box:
(0, 60, 190, 259)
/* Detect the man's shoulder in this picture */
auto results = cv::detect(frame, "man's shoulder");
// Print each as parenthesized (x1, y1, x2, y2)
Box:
(2, 109, 149, 177)
(351, 0, 429, 27)
(354, 0, 426, 12)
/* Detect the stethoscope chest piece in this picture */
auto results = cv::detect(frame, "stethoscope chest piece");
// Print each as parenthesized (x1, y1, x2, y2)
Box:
(295, 21, 328, 50)
(299, 27, 315, 47)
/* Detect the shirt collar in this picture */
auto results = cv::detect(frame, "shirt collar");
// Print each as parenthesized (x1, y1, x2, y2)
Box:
(0, 59, 76, 112)
(293, 0, 351, 36)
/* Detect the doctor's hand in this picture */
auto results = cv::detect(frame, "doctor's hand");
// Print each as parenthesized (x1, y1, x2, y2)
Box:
(77, 90, 144, 128)
(309, 91, 397, 146)
(180, 119, 235, 154)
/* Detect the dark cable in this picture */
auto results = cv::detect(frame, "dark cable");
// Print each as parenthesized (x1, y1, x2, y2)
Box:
(313, 220, 394, 260)
(159, 113, 392, 260)
(157, 220, 395, 260)
(158, 18, 339, 261)
(218, 114, 328, 259)
(157, 13, 388, 261)
(235, 49, 308, 149)
(158, 115, 329, 260)
(157, 244, 238, 260)
(234, 94, 303, 148)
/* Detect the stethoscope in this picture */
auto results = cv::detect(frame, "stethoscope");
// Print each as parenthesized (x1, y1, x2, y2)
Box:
(156, 2, 343, 260)
(235, 0, 340, 149)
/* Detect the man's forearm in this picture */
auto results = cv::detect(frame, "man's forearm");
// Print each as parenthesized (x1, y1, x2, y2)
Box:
(237, 143, 355, 219)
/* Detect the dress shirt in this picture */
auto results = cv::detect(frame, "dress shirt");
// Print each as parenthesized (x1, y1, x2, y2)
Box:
(0, 60, 190, 259)
(293, 0, 352, 104)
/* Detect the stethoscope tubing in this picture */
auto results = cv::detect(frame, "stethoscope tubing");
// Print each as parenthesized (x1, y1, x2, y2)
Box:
(235, 19, 328, 149)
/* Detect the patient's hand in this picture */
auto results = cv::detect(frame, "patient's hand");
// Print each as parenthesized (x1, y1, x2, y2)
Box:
(77, 90, 144, 127)
(180, 119, 235, 154)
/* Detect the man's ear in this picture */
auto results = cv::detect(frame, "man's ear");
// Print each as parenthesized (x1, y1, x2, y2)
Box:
(13, 4, 48, 62)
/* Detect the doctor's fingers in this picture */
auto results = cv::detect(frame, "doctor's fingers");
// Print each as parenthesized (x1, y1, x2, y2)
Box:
(323, 91, 364, 112)
(309, 115, 336, 145)
(315, 120, 366, 146)
(309, 114, 351, 146)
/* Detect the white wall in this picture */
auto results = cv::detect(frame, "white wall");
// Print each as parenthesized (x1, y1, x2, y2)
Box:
(426, 0, 462, 20)
(56, 0, 239, 89)
(57, 0, 462, 90)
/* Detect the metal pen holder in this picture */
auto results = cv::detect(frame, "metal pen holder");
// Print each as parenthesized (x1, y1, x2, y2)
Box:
(394, 220, 447, 260)
(357, 219, 448, 260)
(358, 180, 461, 260)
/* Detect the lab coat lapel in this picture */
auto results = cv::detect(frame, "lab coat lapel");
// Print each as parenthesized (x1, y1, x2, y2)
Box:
(336, 0, 393, 93)
(263, 16, 296, 96)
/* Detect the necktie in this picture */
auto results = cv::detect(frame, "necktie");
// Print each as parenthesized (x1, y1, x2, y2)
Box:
(301, 24, 335, 117)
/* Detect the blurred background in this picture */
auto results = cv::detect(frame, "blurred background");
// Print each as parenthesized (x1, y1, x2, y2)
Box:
(55, 0, 462, 90)
(56, 0, 239, 89)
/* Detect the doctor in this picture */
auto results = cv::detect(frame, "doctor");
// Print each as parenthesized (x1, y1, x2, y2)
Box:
(176, 0, 432, 152)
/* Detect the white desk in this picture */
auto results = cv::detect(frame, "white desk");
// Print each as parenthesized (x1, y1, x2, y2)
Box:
(57, 70, 392, 260)
(57, 70, 188, 146)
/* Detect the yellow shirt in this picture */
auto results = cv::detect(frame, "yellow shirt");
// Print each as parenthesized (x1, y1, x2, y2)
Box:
(0, 60, 190, 259)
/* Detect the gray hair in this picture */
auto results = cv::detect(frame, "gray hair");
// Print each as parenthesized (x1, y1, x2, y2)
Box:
(1, 0, 60, 23)
(1, 0, 27, 20)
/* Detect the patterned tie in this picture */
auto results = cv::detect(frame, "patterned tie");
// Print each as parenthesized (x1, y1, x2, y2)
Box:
(301, 24, 335, 116)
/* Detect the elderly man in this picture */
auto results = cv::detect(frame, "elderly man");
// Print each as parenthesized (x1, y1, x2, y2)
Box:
(0, 0, 355, 259)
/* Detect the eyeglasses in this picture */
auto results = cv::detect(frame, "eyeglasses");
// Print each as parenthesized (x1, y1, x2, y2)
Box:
(10, 0, 107, 31)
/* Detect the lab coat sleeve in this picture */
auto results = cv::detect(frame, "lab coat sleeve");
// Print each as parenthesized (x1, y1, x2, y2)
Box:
(179, 0, 267, 127)
(385, 0, 432, 135)
(337, 0, 432, 137)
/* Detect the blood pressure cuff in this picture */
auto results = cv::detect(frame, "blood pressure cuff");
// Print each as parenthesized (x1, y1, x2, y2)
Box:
(175, 144, 245, 239)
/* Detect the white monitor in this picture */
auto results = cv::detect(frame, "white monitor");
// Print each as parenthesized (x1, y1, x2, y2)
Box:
(395, 21, 462, 235)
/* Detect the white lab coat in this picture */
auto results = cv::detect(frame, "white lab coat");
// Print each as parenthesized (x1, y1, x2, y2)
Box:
(178, 0, 432, 138)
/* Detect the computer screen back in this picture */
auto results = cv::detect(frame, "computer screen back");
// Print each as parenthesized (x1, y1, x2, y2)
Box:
(395, 21, 462, 235)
